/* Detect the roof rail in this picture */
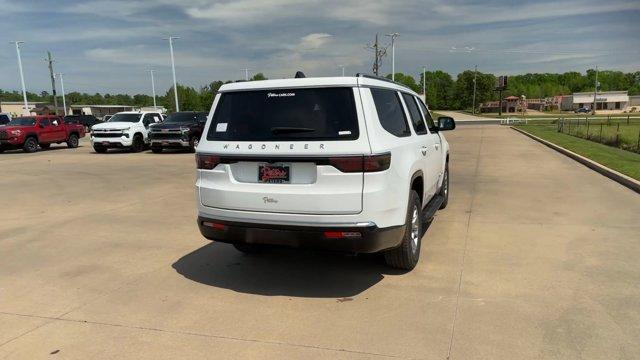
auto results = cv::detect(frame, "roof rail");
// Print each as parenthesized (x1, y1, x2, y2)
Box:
(356, 73, 411, 91)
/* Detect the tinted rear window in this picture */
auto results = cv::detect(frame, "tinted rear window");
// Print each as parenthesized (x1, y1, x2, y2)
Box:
(207, 88, 358, 141)
(165, 112, 207, 123)
(371, 88, 411, 137)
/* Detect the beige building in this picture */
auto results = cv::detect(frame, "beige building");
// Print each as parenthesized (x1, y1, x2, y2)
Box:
(69, 105, 136, 119)
(561, 91, 629, 111)
(0, 101, 47, 116)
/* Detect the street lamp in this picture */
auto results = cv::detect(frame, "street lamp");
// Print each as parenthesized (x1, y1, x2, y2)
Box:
(56, 73, 67, 116)
(10, 41, 29, 115)
(163, 36, 180, 112)
(339, 65, 345, 77)
(146, 69, 157, 109)
(385, 33, 399, 81)
(242, 68, 251, 81)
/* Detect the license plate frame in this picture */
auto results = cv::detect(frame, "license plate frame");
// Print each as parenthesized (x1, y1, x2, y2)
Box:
(258, 164, 291, 184)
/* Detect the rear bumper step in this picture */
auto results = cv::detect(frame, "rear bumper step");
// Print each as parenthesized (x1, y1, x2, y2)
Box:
(197, 216, 405, 253)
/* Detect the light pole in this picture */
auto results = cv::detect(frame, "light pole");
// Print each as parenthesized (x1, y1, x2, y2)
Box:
(472, 65, 478, 115)
(242, 68, 251, 81)
(385, 33, 399, 81)
(146, 69, 157, 109)
(339, 65, 345, 77)
(592, 65, 599, 115)
(56, 73, 67, 116)
(10, 41, 29, 115)
(164, 36, 180, 112)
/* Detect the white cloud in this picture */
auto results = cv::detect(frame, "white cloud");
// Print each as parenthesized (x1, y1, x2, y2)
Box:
(297, 33, 332, 50)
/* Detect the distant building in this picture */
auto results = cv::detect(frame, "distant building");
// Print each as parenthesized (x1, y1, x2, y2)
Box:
(479, 96, 526, 113)
(69, 105, 136, 119)
(0, 101, 46, 116)
(560, 91, 629, 111)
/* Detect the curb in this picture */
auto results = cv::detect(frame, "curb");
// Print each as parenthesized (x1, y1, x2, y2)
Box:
(511, 126, 640, 194)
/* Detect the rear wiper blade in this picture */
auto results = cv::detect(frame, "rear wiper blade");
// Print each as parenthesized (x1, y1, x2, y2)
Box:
(270, 127, 315, 134)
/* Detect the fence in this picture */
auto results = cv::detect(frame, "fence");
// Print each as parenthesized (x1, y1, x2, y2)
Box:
(557, 115, 640, 153)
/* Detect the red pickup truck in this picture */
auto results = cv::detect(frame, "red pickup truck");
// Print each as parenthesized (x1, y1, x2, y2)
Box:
(0, 115, 86, 153)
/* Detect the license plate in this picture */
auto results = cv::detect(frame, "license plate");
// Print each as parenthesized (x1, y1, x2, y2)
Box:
(258, 164, 290, 183)
(162, 141, 170, 146)
(102, 141, 109, 146)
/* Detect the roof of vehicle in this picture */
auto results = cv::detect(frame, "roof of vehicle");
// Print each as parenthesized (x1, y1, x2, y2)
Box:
(218, 75, 419, 96)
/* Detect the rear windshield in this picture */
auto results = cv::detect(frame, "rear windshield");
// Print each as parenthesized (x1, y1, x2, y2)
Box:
(108, 113, 141, 123)
(165, 112, 207, 123)
(207, 87, 358, 141)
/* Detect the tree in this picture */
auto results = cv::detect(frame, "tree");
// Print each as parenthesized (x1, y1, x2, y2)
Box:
(250, 73, 267, 81)
(420, 71, 455, 110)
(384, 72, 421, 93)
(453, 71, 495, 110)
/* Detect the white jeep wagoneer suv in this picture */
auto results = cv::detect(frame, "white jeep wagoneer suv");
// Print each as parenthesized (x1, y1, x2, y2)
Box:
(195, 74, 455, 269)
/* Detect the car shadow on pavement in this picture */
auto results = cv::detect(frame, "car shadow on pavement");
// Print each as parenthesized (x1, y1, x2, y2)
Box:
(172, 242, 406, 298)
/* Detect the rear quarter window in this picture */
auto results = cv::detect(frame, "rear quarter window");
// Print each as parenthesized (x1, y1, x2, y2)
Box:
(371, 88, 411, 137)
(207, 87, 359, 141)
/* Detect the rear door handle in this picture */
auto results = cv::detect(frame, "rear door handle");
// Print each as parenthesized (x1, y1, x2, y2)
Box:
(420, 146, 427, 156)
(434, 144, 440, 150)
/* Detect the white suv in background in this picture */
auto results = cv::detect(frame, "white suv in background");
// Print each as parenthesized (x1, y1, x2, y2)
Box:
(195, 74, 455, 269)
(91, 111, 163, 153)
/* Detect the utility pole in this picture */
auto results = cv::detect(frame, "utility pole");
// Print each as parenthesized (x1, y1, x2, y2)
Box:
(164, 36, 180, 112)
(10, 41, 29, 115)
(365, 33, 387, 76)
(46, 51, 59, 115)
(374, 33, 379, 76)
(56, 73, 67, 116)
(146, 69, 157, 109)
(385, 33, 399, 81)
(592, 65, 599, 115)
(472, 65, 478, 115)
(422, 66, 426, 98)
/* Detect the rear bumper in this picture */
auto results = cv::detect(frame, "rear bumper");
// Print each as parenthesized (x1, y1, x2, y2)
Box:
(197, 216, 405, 253)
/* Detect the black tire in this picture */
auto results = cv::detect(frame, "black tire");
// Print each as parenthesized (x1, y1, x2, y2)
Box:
(23, 137, 39, 153)
(0, 147, 5, 153)
(384, 190, 422, 270)
(439, 163, 449, 210)
(233, 243, 267, 254)
(40, 143, 51, 149)
(151, 146, 163, 153)
(93, 145, 107, 153)
(130, 134, 144, 153)
(67, 134, 79, 148)
(189, 136, 200, 153)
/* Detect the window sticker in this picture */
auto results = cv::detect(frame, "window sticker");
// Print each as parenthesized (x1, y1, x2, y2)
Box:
(267, 92, 296, 98)
(216, 123, 228, 132)
(338, 130, 352, 136)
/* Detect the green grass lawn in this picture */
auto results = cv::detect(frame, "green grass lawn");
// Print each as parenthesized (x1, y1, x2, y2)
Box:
(514, 124, 640, 181)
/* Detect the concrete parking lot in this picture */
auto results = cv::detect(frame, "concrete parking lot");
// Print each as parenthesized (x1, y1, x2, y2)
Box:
(1, 126, 639, 359)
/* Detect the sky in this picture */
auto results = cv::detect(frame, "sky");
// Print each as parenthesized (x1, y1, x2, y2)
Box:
(0, 0, 639, 95)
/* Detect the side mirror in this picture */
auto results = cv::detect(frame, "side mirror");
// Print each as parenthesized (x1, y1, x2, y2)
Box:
(39, 123, 45, 128)
(438, 116, 456, 131)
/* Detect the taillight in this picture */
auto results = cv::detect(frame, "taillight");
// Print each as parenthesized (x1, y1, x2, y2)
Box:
(329, 153, 391, 173)
(196, 154, 220, 169)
